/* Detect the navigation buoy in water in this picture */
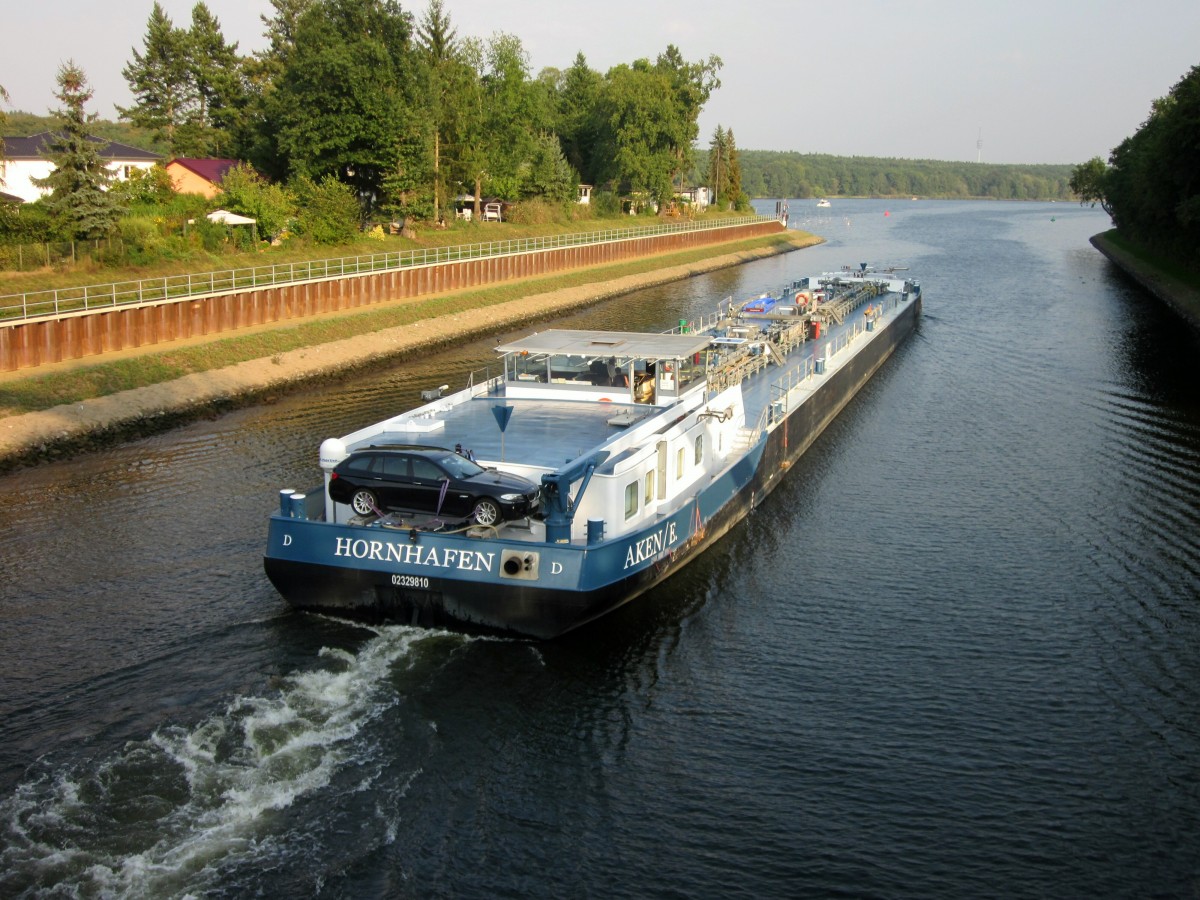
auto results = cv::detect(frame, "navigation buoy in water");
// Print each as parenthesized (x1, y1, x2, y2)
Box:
(884, 210, 890, 217)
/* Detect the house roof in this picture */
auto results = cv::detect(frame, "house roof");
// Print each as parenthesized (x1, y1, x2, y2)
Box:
(167, 157, 240, 185)
(0, 132, 162, 161)
(0, 190, 24, 205)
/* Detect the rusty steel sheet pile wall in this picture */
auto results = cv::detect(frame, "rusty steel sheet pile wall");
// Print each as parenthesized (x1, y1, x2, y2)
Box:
(0, 221, 780, 372)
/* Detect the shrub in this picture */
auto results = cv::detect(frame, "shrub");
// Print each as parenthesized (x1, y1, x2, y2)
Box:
(219, 165, 295, 240)
(110, 165, 176, 207)
(506, 198, 569, 226)
(0, 201, 61, 244)
(116, 215, 165, 257)
(591, 190, 622, 217)
(292, 175, 359, 245)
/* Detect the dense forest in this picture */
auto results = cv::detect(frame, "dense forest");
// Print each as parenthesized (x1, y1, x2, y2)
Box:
(1071, 64, 1200, 270)
(728, 152, 1076, 200)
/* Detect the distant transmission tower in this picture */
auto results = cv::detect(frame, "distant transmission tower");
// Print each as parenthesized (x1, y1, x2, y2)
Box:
(976, 128, 983, 163)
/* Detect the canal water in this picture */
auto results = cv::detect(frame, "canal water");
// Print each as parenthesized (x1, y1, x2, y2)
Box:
(2, 200, 1199, 898)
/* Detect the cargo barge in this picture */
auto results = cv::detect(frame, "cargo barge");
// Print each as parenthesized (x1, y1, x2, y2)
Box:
(264, 266, 922, 638)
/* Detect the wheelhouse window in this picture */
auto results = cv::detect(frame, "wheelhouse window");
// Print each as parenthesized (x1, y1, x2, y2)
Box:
(511, 352, 549, 382)
(694, 434, 704, 465)
(624, 481, 639, 519)
(644, 470, 656, 506)
(676, 447, 685, 480)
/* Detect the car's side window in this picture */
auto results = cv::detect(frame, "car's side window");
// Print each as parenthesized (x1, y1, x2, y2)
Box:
(410, 458, 443, 481)
(344, 454, 375, 476)
(380, 455, 409, 479)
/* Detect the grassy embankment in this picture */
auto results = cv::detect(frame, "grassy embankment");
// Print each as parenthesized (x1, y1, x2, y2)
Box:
(0, 226, 809, 416)
(1097, 229, 1200, 291)
(0, 212, 746, 297)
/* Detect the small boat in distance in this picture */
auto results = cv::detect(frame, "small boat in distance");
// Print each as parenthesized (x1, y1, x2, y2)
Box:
(264, 265, 922, 638)
(816, 199, 831, 208)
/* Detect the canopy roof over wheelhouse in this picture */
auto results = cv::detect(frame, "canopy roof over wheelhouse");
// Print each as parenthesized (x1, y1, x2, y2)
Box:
(494, 329, 712, 361)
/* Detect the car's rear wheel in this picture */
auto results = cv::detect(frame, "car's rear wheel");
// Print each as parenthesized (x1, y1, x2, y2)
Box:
(472, 498, 501, 526)
(351, 489, 379, 516)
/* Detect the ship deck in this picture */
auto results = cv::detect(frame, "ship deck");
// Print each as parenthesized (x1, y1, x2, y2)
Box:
(350, 274, 912, 472)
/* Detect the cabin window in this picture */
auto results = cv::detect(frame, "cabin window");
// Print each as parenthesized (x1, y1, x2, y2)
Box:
(511, 352, 549, 382)
(548, 354, 588, 383)
(676, 447, 685, 480)
(624, 481, 639, 519)
(694, 434, 704, 465)
(645, 470, 655, 505)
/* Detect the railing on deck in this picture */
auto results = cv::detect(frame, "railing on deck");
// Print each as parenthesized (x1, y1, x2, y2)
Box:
(0, 215, 770, 324)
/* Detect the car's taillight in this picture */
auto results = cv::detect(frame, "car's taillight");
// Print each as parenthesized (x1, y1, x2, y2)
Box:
(330, 472, 339, 480)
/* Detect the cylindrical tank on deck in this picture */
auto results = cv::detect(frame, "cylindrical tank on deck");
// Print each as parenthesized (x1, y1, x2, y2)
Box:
(587, 519, 606, 544)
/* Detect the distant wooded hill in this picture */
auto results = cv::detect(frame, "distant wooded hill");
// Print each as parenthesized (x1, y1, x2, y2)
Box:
(728, 150, 1076, 200)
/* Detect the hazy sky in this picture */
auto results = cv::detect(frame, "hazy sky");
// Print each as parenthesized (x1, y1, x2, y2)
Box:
(4, 0, 1198, 164)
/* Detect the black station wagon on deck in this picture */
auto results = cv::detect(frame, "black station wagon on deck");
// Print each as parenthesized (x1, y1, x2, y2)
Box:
(327, 446, 541, 525)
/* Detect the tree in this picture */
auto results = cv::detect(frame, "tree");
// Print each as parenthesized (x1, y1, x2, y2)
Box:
(654, 45, 722, 193)
(481, 33, 546, 182)
(707, 125, 729, 207)
(269, 0, 422, 210)
(1069, 157, 1112, 216)
(452, 32, 544, 212)
(185, 2, 247, 156)
(1096, 64, 1200, 266)
(120, 3, 195, 153)
(121, 2, 247, 157)
(34, 62, 121, 239)
(556, 53, 602, 184)
(238, 0, 315, 176)
(415, 0, 460, 223)
(519, 132, 575, 202)
(259, 0, 315, 72)
(724, 127, 744, 209)
(595, 60, 679, 207)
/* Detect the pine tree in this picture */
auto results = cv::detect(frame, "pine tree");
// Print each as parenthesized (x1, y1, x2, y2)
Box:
(186, 2, 247, 156)
(119, 3, 195, 153)
(34, 62, 121, 239)
(707, 124, 729, 207)
(725, 127, 743, 209)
